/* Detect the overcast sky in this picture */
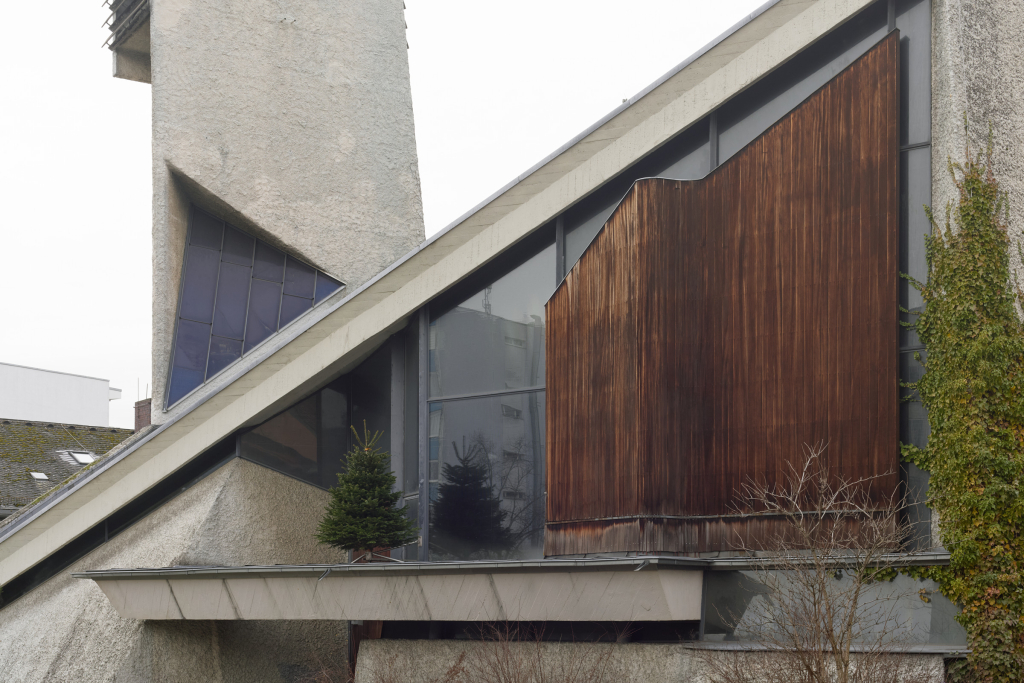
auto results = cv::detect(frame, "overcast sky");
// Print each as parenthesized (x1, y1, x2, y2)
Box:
(0, 0, 765, 428)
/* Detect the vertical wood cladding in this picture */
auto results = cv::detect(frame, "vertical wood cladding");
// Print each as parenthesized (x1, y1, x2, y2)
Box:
(545, 34, 900, 555)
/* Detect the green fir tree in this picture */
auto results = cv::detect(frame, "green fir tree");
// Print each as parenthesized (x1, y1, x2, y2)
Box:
(430, 439, 512, 558)
(316, 423, 418, 556)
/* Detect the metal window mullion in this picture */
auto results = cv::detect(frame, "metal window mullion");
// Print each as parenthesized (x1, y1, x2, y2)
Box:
(276, 257, 288, 330)
(165, 205, 196, 409)
(417, 307, 430, 561)
(555, 216, 566, 280)
(239, 237, 257, 354)
(709, 111, 719, 170)
(203, 227, 227, 381)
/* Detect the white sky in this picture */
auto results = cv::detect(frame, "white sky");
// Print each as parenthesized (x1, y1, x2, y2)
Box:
(0, 0, 764, 428)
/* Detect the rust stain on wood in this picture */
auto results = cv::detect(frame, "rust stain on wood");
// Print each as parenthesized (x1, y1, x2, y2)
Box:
(545, 34, 900, 556)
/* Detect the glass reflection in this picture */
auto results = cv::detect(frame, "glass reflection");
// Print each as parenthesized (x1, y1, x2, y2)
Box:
(717, 5, 887, 162)
(703, 570, 967, 647)
(429, 244, 554, 398)
(428, 392, 546, 560)
(238, 394, 320, 484)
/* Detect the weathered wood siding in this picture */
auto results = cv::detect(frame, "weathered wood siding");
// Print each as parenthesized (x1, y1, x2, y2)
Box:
(545, 33, 900, 555)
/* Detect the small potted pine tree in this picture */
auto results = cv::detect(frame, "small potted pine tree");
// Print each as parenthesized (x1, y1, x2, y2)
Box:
(316, 423, 418, 562)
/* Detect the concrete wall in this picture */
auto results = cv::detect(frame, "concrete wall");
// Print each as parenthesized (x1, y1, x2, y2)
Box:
(354, 639, 946, 683)
(149, 0, 425, 422)
(0, 458, 349, 682)
(0, 363, 117, 427)
(932, 0, 1024, 253)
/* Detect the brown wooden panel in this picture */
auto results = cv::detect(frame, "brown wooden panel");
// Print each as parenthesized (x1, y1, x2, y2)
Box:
(545, 33, 900, 555)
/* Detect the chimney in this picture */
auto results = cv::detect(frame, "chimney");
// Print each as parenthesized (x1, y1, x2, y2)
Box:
(134, 398, 152, 433)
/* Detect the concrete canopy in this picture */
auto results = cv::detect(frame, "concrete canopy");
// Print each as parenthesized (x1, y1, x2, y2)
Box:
(74, 558, 704, 622)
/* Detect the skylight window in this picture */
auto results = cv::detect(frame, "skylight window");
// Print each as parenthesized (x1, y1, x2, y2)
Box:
(29, 472, 48, 480)
(70, 451, 95, 464)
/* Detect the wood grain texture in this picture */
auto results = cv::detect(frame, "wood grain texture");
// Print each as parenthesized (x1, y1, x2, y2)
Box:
(545, 33, 900, 555)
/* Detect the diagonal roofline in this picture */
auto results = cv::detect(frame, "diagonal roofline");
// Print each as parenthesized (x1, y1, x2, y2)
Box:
(0, 0, 878, 590)
(421, 0, 783, 246)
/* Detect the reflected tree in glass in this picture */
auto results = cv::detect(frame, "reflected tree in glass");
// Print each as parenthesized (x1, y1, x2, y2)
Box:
(430, 435, 512, 559)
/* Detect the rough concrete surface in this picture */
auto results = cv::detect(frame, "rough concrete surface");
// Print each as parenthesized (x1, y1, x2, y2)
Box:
(354, 639, 945, 683)
(149, 0, 424, 420)
(932, 0, 1024, 257)
(0, 458, 348, 682)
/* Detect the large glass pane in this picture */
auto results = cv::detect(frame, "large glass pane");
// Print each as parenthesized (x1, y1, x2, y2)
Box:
(900, 349, 930, 449)
(243, 278, 282, 352)
(238, 394, 320, 484)
(428, 391, 546, 561)
(900, 147, 931, 348)
(279, 294, 312, 328)
(429, 244, 554, 398)
(168, 319, 211, 405)
(403, 327, 420, 496)
(212, 261, 251, 340)
(314, 272, 344, 305)
(206, 336, 242, 379)
(253, 241, 285, 283)
(563, 120, 709, 271)
(349, 345, 392, 451)
(717, 4, 887, 162)
(190, 208, 223, 250)
(222, 225, 255, 266)
(703, 570, 966, 646)
(179, 246, 220, 323)
(319, 379, 349, 488)
(897, 0, 932, 146)
(284, 257, 316, 298)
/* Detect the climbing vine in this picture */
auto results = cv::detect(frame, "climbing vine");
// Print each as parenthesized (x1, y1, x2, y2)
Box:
(902, 132, 1024, 682)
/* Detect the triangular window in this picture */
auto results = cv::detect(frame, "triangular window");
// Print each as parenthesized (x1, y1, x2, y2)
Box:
(167, 206, 343, 406)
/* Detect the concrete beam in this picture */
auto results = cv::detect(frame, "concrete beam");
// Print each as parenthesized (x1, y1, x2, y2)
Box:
(76, 561, 704, 622)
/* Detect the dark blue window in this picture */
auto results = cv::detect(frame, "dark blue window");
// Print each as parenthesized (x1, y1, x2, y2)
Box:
(166, 205, 346, 406)
(314, 273, 343, 305)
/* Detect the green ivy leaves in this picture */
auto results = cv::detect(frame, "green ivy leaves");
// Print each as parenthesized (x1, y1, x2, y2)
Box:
(904, 131, 1024, 682)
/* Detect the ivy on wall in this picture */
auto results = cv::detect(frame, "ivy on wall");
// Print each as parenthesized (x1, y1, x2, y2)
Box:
(902, 132, 1024, 682)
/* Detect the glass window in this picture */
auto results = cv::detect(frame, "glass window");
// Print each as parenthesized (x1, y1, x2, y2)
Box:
(279, 294, 312, 328)
(190, 208, 223, 250)
(167, 206, 347, 407)
(428, 391, 546, 561)
(897, 0, 932, 146)
(284, 256, 316, 298)
(167, 319, 211, 405)
(253, 241, 285, 283)
(244, 278, 282, 352)
(238, 394, 320, 484)
(178, 246, 220, 323)
(207, 336, 243, 379)
(212, 262, 251, 340)
(429, 243, 554, 398)
(703, 570, 966, 647)
(564, 119, 710, 271)
(238, 339, 398, 490)
(717, 3, 887, 162)
(314, 273, 344, 305)
(222, 225, 254, 266)
(901, 147, 931, 348)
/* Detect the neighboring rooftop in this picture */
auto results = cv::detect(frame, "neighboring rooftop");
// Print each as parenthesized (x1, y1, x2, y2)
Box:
(0, 420, 132, 514)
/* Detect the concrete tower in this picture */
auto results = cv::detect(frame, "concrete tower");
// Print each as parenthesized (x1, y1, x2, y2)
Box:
(106, 0, 425, 422)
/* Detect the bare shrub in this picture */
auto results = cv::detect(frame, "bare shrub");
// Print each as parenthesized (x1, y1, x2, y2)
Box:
(694, 444, 942, 683)
(467, 623, 612, 683)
